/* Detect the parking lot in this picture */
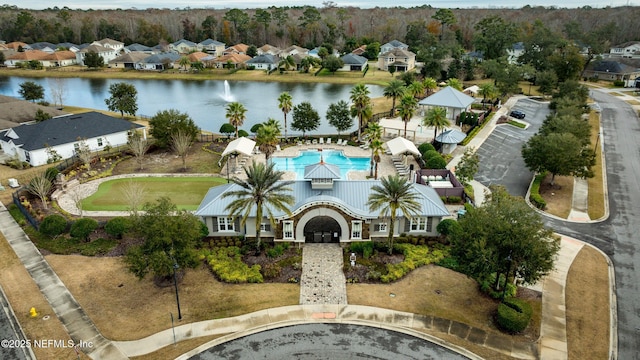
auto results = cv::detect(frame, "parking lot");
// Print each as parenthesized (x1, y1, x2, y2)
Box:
(475, 98, 550, 197)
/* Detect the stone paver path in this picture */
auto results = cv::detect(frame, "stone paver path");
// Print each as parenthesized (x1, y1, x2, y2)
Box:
(299, 244, 347, 305)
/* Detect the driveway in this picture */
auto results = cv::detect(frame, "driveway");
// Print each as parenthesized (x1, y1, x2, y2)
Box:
(474, 98, 550, 197)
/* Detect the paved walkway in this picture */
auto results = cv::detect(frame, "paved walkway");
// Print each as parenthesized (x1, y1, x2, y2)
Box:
(299, 243, 347, 305)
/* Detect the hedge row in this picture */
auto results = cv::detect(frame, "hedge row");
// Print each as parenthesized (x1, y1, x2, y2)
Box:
(529, 172, 547, 210)
(496, 297, 533, 333)
(204, 247, 263, 283)
(380, 244, 447, 283)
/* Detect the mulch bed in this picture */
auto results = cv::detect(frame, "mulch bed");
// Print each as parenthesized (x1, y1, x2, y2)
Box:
(242, 247, 302, 283)
(343, 250, 404, 283)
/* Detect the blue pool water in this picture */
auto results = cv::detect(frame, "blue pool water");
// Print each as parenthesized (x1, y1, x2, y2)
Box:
(271, 150, 370, 179)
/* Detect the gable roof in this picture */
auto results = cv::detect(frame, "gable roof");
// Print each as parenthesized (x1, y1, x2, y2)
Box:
(44, 50, 76, 61)
(341, 53, 367, 65)
(304, 162, 341, 180)
(5, 50, 49, 61)
(383, 40, 408, 49)
(172, 39, 197, 47)
(418, 86, 475, 109)
(246, 54, 279, 65)
(435, 129, 467, 144)
(589, 60, 640, 74)
(212, 53, 251, 64)
(125, 43, 153, 52)
(187, 51, 209, 61)
(195, 180, 449, 219)
(93, 38, 124, 47)
(109, 51, 150, 64)
(140, 52, 182, 64)
(199, 39, 225, 46)
(380, 48, 415, 58)
(79, 44, 112, 53)
(0, 112, 143, 151)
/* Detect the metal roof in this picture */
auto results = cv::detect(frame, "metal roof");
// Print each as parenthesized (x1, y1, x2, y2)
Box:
(418, 86, 475, 109)
(435, 129, 467, 144)
(195, 179, 449, 219)
(304, 162, 341, 179)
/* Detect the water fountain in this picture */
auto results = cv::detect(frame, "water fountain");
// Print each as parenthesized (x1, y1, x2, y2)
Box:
(219, 80, 235, 102)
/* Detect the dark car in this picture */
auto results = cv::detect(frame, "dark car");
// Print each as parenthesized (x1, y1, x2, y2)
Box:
(510, 110, 526, 119)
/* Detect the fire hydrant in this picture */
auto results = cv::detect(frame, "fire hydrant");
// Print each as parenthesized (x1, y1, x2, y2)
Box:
(30, 307, 38, 318)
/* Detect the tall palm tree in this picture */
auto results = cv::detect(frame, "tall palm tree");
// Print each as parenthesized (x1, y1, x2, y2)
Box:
(422, 77, 437, 97)
(445, 78, 463, 91)
(350, 83, 371, 142)
(383, 79, 405, 117)
(225, 101, 247, 138)
(364, 122, 383, 177)
(256, 123, 280, 162)
(263, 117, 282, 134)
(278, 55, 296, 71)
(397, 94, 418, 138)
(367, 175, 421, 254)
(223, 161, 295, 254)
(407, 80, 425, 99)
(423, 106, 450, 142)
(277, 92, 293, 141)
(370, 139, 384, 180)
(178, 56, 190, 70)
(478, 83, 497, 108)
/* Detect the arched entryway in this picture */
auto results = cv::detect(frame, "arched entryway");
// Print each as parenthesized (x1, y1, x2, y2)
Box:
(295, 207, 350, 242)
(303, 216, 340, 243)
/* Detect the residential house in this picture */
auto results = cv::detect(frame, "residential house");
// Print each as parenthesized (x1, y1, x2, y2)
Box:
(507, 42, 525, 64)
(339, 53, 368, 72)
(609, 41, 640, 58)
(41, 51, 77, 67)
(208, 53, 251, 69)
(28, 42, 57, 54)
(124, 43, 156, 54)
(199, 39, 225, 56)
(258, 44, 281, 55)
(377, 48, 416, 72)
(136, 52, 182, 70)
(462, 50, 484, 63)
(280, 45, 308, 57)
(380, 40, 409, 54)
(5, 42, 28, 51)
(108, 51, 150, 69)
(76, 44, 118, 66)
(246, 54, 280, 71)
(582, 59, 640, 86)
(0, 112, 145, 167)
(56, 42, 80, 52)
(91, 38, 125, 53)
(195, 161, 449, 242)
(4, 50, 49, 67)
(170, 39, 198, 54)
(351, 45, 367, 56)
(224, 43, 250, 55)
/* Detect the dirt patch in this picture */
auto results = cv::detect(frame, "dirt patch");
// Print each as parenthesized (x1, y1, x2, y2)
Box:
(539, 174, 573, 218)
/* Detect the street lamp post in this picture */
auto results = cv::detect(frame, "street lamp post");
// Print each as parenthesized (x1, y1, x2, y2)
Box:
(172, 261, 182, 320)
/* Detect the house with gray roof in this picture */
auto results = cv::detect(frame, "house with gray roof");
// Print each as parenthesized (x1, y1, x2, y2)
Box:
(170, 39, 198, 54)
(380, 40, 409, 54)
(246, 54, 280, 71)
(339, 53, 368, 72)
(195, 161, 449, 243)
(124, 43, 155, 54)
(582, 59, 640, 86)
(377, 48, 416, 72)
(199, 39, 225, 56)
(136, 52, 182, 70)
(109, 51, 151, 69)
(0, 112, 145, 167)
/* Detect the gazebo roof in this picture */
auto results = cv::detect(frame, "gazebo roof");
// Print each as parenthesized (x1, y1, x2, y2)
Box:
(418, 86, 475, 109)
(304, 161, 341, 179)
(435, 129, 467, 144)
(221, 137, 255, 157)
(385, 136, 420, 156)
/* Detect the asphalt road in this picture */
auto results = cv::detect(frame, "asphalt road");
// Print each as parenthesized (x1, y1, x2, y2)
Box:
(189, 323, 472, 360)
(0, 286, 31, 360)
(474, 98, 550, 197)
(477, 91, 640, 359)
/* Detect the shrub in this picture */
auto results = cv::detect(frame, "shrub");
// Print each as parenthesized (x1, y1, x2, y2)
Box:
(426, 156, 447, 169)
(45, 167, 59, 182)
(262, 263, 282, 279)
(422, 150, 440, 161)
(613, 80, 625, 87)
(496, 298, 533, 333)
(379, 244, 446, 283)
(205, 247, 263, 283)
(105, 217, 132, 239)
(39, 214, 68, 237)
(529, 172, 547, 210)
(446, 196, 462, 204)
(418, 142, 436, 154)
(349, 241, 374, 259)
(70, 218, 98, 241)
(266, 243, 287, 258)
(436, 219, 461, 236)
(480, 273, 517, 299)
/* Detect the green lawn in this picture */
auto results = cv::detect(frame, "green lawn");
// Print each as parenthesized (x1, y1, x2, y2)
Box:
(81, 177, 227, 211)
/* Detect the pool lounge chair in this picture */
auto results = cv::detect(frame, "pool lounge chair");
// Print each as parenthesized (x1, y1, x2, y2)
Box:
(306, 140, 311, 145)
(326, 138, 332, 145)
(335, 139, 343, 146)
(319, 137, 324, 144)
(359, 141, 370, 149)
(276, 144, 281, 152)
(312, 139, 318, 145)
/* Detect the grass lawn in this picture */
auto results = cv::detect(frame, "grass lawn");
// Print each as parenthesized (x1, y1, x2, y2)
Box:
(81, 177, 227, 211)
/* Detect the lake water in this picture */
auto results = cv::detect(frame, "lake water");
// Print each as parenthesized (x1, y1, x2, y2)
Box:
(0, 76, 383, 135)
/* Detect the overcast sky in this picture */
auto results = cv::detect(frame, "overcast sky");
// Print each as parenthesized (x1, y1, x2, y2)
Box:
(4, 0, 636, 10)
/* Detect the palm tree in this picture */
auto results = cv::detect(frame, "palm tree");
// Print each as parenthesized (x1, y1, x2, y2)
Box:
(383, 79, 405, 117)
(300, 56, 320, 73)
(278, 55, 296, 72)
(225, 101, 247, 138)
(367, 175, 421, 254)
(256, 123, 280, 162)
(423, 106, 450, 142)
(370, 139, 384, 180)
(223, 161, 295, 254)
(422, 77, 437, 97)
(407, 80, 425, 99)
(445, 78, 463, 91)
(364, 122, 383, 177)
(397, 94, 418, 138)
(178, 56, 190, 70)
(263, 117, 282, 134)
(277, 92, 293, 141)
(478, 83, 497, 108)
(350, 83, 371, 142)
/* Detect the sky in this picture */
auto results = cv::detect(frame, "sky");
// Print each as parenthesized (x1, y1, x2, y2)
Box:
(4, 0, 636, 10)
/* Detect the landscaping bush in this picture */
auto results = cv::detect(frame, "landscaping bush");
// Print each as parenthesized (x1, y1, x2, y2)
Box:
(445, 196, 462, 204)
(261, 263, 282, 279)
(45, 167, 60, 182)
(480, 273, 517, 299)
(205, 247, 263, 283)
(529, 172, 547, 210)
(422, 150, 440, 161)
(426, 155, 447, 169)
(418, 142, 436, 155)
(105, 217, 132, 239)
(496, 297, 533, 333)
(70, 218, 98, 241)
(379, 244, 447, 283)
(39, 214, 68, 237)
(349, 241, 374, 259)
(436, 218, 462, 236)
(613, 80, 625, 87)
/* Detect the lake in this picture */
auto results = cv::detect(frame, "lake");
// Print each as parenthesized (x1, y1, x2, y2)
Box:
(0, 76, 384, 135)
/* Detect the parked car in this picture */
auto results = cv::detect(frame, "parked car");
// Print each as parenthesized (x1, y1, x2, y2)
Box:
(510, 110, 526, 119)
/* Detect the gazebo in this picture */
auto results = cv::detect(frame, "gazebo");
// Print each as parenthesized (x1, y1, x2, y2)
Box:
(435, 129, 467, 154)
(385, 136, 420, 165)
(220, 137, 256, 177)
(418, 86, 475, 122)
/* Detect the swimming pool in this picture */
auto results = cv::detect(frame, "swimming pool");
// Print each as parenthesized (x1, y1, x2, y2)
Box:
(271, 149, 370, 179)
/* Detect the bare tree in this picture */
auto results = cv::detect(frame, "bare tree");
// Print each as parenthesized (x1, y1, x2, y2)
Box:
(27, 172, 52, 209)
(171, 130, 193, 171)
(76, 138, 93, 170)
(127, 131, 150, 170)
(48, 78, 67, 110)
(120, 179, 146, 216)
